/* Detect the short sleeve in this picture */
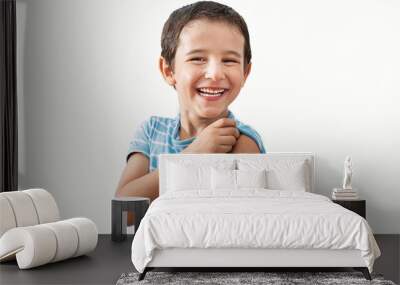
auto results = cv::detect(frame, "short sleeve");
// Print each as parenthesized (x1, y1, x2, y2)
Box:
(126, 118, 154, 162)
(227, 110, 266, 154)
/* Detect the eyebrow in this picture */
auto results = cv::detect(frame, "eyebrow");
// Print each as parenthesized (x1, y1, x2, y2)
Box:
(185, 49, 242, 58)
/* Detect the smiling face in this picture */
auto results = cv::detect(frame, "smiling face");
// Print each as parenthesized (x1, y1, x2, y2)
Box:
(160, 19, 251, 119)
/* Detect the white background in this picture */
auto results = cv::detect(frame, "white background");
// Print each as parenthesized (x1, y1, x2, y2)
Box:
(16, 0, 400, 233)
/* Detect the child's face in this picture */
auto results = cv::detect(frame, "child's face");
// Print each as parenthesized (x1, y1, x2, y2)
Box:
(161, 19, 251, 119)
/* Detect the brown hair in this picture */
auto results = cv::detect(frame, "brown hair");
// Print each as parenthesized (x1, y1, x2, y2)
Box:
(161, 1, 251, 71)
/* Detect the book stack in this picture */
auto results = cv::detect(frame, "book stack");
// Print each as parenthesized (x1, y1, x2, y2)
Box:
(332, 188, 359, 200)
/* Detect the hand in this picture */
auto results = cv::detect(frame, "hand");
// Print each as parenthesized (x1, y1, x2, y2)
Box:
(182, 118, 240, 154)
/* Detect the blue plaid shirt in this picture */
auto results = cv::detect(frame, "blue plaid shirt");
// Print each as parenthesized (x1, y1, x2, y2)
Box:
(127, 110, 266, 171)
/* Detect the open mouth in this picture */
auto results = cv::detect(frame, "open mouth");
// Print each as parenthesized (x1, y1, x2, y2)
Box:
(196, 87, 228, 100)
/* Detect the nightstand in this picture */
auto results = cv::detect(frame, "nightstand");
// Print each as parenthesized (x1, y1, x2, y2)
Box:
(332, 199, 366, 219)
(111, 197, 150, 242)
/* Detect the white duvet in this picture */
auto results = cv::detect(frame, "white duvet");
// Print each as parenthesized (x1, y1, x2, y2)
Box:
(131, 190, 380, 273)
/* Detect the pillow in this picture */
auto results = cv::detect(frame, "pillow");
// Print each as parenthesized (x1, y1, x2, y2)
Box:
(166, 160, 235, 192)
(211, 168, 267, 190)
(166, 162, 209, 191)
(236, 169, 267, 188)
(238, 159, 310, 191)
(211, 168, 236, 190)
(266, 161, 308, 191)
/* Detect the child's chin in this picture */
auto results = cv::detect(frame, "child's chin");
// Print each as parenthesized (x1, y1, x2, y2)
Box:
(198, 108, 228, 119)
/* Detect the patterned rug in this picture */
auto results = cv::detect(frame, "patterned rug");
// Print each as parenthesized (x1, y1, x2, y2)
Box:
(116, 271, 396, 285)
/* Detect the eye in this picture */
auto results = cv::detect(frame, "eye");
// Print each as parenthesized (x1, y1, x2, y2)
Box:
(190, 57, 206, 63)
(223, 59, 239, 64)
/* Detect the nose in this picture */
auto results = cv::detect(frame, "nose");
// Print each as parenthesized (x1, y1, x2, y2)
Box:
(204, 61, 225, 81)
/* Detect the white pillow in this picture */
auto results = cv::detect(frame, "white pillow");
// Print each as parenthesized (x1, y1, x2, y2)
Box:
(266, 161, 308, 191)
(166, 163, 209, 191)
(211, 168, 236, 190)
(166, 160, 235, 192)
(211, 168, 267, 190)
(236, 169, 267, 189)
(238, 159, 310, 191)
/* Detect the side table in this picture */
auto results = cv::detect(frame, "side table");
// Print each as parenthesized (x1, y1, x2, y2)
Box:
(332, 199, 366, 219)
(111, 197, 150, 242)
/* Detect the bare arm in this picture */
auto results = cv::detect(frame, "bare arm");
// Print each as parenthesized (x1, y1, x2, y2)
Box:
(115, 153, 159, 225)
(231, 134, 261, 153)
(115, 153, 159, 201)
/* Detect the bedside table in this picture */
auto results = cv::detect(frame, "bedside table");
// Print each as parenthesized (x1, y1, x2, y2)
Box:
(332, 199, 366, 219)
(111, 197, 150, 242)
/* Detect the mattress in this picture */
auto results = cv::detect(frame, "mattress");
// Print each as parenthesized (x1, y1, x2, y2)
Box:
(131, 190, 380, 273)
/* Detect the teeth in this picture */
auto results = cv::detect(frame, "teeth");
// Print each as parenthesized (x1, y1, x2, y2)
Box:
(197, 87, 226, 97)
(199, 92, 222, 97)
(198, 88, 225, 94)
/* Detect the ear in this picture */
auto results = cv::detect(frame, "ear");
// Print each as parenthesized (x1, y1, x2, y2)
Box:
(241, 62, 252, 87)
(159, 56, 176, 87)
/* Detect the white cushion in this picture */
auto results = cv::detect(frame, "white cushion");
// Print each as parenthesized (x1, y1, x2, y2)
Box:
(0, 189, 60, 232)
(0, 218, 98, 269)
(238, 159, 310, 191)
(0, 191, 39, 227)
(166, 160, 235, 192)
(0, 226, 57, 268)
(65, 218, 98, 257)
(236, 169, 267, 189)
(211, 169, 267, 191)
(211, 168, 236, 190)
(42, 221, 78, 262)
(267, 161, 308, 191)
(23, 188, 60, 224)
(0, 196, 16, 237)
(166, 163, 210, 191)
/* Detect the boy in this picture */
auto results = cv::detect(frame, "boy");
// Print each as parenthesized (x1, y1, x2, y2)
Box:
(115, 1, 266, 208)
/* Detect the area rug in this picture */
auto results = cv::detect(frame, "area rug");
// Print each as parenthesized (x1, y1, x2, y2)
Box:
(116, 271, 396, 285)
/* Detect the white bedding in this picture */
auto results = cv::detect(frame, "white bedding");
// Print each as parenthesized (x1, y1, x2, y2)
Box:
(131, 190, 380, 273)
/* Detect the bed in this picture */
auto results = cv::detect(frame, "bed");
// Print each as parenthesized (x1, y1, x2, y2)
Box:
(131, 153, 381, 281)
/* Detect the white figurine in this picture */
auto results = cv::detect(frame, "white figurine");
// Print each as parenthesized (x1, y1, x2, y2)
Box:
(342, 156, 353, 190)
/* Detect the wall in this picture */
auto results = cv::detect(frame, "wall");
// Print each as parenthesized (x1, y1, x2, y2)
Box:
(17, 0, 400, 233)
